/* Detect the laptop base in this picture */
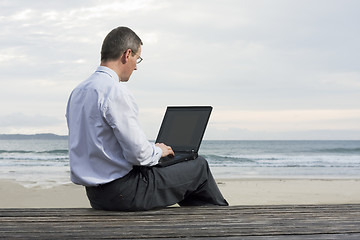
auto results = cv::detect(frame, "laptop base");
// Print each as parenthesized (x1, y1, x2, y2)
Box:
(156, 153, 198, 167)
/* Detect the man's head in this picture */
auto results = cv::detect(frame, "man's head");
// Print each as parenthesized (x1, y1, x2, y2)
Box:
(101, 27, 143, 82)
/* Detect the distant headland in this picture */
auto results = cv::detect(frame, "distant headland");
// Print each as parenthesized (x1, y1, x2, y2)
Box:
(0, 134, 68, 140)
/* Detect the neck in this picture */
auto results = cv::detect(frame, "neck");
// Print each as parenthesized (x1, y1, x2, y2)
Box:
(100, 60, 122, 81)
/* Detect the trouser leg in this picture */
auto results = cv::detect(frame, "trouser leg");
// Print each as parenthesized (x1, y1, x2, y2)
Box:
(151, 156, 228, 207)
(86, 156, 228, 211)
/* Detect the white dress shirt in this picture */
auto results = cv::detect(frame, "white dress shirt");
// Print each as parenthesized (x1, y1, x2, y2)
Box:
(66, 66, 162, 186)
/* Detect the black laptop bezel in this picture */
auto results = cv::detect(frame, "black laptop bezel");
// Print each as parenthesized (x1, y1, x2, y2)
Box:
(155, 106, 212, 153)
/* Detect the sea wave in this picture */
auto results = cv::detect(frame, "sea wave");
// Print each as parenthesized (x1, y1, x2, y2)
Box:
(204, 154, 256, 163)
(0, 156, 68, 161)
(204, 153, 360, 168)
(0, 149, 68, 154)
(312, 148, 360, 154)
(0, 148, 69, 163)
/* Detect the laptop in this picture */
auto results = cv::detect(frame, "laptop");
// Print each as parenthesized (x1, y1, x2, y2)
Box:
(155, 106, 212, 167)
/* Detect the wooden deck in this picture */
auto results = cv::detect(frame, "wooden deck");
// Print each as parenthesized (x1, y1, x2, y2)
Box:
(1, 204, 360, 239)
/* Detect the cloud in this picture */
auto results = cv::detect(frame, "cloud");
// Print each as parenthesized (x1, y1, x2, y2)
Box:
(319, 72, 360, 89)
(0, 113, 62, 127)
(210, 109, 360, 131)
(0, 48, 28, 63)
(0, 0, 359, 139)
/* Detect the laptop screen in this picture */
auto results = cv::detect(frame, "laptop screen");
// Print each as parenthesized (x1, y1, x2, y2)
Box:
(155, 106, 212, 152)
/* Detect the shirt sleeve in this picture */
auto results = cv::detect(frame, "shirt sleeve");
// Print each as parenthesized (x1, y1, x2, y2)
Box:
(102, 86, 162, 166)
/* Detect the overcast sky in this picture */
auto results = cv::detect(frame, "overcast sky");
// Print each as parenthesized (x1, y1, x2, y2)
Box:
(0, 0, 359, 140)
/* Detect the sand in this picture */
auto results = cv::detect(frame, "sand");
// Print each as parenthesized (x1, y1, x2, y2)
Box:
(1, 178, 360, 208)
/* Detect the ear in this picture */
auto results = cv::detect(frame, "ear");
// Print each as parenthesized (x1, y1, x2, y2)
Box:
(121, 49, 132, 63)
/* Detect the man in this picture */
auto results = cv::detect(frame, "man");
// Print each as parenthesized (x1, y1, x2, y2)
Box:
(66, 26, 228, 211)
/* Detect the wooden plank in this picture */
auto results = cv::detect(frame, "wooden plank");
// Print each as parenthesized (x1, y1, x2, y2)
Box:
(0, 204, 359, 239)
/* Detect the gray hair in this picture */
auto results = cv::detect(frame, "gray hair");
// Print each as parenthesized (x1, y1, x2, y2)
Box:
(101, 26, 143, 62)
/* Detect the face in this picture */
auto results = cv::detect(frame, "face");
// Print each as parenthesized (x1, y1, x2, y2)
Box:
(120, 45, 142, 82)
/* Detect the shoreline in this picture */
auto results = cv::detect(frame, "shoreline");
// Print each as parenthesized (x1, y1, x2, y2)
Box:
(1, 178, 360, 208)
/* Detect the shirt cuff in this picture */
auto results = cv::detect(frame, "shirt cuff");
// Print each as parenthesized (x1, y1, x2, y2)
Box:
(154, 145, 163, 160)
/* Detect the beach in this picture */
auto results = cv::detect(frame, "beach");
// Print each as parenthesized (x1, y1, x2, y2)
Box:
(1, 178, 360, 208)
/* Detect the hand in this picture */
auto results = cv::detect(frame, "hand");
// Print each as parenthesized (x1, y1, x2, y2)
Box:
(155, 143, 175, 158)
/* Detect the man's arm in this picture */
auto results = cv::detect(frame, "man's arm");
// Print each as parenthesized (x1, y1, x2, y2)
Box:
(103, 86, 172, 166)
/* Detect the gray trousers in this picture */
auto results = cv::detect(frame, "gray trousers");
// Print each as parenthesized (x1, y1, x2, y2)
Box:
(86, 156, 228, 211)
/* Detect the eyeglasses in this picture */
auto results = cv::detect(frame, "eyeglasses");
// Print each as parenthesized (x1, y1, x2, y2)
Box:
(134, 53, 143, 64)
(125, 49, 143, 64)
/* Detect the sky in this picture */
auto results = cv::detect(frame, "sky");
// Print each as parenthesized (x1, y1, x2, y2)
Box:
(0, 0, 359, 140)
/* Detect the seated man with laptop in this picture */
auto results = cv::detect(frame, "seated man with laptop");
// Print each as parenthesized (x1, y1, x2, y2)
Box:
(66, 26, 228, 211)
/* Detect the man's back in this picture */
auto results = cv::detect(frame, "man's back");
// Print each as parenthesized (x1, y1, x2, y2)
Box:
(66, 66, 160, 186)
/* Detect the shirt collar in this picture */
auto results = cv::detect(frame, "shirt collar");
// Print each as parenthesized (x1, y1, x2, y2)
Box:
(96, 66, 119, 82)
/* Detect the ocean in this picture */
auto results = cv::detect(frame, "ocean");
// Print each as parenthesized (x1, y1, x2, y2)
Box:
(0, 138, 359, 188)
